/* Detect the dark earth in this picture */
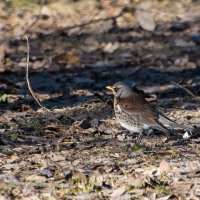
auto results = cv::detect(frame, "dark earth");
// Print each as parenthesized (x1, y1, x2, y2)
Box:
(0, 0, 200, 199)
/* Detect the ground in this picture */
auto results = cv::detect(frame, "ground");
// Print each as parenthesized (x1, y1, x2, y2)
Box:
(0, 0, 200, 199)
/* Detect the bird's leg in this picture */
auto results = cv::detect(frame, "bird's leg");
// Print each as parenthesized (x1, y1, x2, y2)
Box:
(118, 129, 129, 133)
(135, 132, 143, 144)
(145, 128, 154, 139)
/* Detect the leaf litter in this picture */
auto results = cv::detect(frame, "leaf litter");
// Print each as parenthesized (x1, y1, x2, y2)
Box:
(0, 0, 200, 199)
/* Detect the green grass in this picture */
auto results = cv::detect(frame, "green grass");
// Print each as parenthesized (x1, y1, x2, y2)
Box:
(0, 0, 39, 10)
(0, 94, 7, 103)
(11, 132, 18, 141)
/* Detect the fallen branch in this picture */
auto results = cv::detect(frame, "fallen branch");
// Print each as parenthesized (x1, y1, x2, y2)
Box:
(25, 35, 49, 111)
(19, 0, 46, 37)
(172, 81, 200, 101)
(59, 6, 129, 32)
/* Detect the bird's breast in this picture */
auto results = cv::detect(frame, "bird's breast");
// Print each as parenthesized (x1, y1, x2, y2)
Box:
(119, 121, 142, 133)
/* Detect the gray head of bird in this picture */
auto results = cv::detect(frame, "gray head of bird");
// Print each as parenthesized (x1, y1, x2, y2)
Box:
(106, 82, 133, 98)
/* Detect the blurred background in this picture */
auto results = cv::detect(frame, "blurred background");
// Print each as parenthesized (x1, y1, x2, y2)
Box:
(0, 0, 199, 109)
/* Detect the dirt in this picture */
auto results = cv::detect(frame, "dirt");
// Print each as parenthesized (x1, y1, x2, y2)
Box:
(0, 0, 200, 199)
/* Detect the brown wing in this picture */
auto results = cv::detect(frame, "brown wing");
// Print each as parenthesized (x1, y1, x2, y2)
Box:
(118, 94, 170, 134)
(118, 93, 158, 120)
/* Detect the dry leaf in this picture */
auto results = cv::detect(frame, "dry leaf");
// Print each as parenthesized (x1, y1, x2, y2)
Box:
(83, 37, 99, 52)
(99, 20, 113, 33)
(117, 133, 126, 141)
(103, 42, 119, 53)
(22, 184, 33, 197)
(0, 42, 7, 64)
(172, 181, 192, 194)
(26, 175, 47, 182)
(136, 9, 155, 31)
(156, 195, 172, 200)
(116, 12, 137, 29)
(159, 160, 170, 174)
(54, 52, 80, 65)
(32, 58, 47, 69)
(0, 195, 7, 200)
(47, 152, 65, 162)
(111, 187, 126, 197)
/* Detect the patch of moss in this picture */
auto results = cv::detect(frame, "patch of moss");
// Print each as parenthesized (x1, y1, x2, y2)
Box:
(0, 93, 7, 103)
(7, 0, 39, 10)
(132, 144, 145, 153)
(154, 184, 171, 195)
(11, 132, 18, 141)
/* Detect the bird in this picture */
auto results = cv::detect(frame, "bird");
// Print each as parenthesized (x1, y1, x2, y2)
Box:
(106, 82, 190, 139)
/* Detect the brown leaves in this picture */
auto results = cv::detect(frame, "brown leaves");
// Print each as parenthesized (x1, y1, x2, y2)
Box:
(0, 42, 8, 66)
(0, 1, 200, 199)
(111, 187, 126, 197)
(0, 103, 199, 199)
(134, 2, 156, 31)
(53, 52, 80, 65)
(136, 9, 156, 31)
(171, 181, 192, 194)
(159, 160, 170, 175)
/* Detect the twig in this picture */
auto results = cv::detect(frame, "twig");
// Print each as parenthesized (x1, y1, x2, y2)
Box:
(172, 81, 200, 100)
(25, 35, 49, 111)
(0, 181, 68, 189)
(19, 0, 46, 37)
(59, 7, 128, 32)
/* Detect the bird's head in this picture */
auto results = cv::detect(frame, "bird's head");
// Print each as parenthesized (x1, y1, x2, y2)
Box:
(106, 82, 132, 98)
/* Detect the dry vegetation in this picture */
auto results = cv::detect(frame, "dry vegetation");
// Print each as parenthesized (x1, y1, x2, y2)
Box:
(0, 0, 200, 199)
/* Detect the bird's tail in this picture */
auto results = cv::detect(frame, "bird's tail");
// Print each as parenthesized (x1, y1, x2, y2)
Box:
(158, 111, 192, 131)
(153, 121, 172, 135)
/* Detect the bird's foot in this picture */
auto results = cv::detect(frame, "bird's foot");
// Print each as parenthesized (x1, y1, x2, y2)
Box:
(144, 128, 154, 139)
(135, 132, 143, 144)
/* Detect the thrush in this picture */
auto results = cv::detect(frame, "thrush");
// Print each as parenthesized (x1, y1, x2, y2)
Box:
(106, 82, 190, 137)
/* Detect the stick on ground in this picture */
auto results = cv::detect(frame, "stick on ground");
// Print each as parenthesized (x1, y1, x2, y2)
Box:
(25, 35, 49, 111)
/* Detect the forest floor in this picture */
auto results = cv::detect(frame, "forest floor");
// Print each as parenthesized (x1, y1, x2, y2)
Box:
(0, 0, 200, 199)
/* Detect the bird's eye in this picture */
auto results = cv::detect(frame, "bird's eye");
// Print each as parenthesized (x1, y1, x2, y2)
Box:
(113, 87, 119, 92)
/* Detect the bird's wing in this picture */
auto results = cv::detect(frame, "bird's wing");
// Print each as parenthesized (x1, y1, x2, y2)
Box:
(118, 95, 170, 134)
(118, 94, 158, 120)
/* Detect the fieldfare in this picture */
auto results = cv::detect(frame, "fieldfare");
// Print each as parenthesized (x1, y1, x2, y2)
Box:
(106, 82, 189, 137)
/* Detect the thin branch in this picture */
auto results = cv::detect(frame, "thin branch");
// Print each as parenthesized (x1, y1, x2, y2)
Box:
(0, 181, 68, 189)
(25, 35, 49, 111)
(59, 7, 128, 32)
(172, 81, 200, 101)
(21, 0, 46, 37)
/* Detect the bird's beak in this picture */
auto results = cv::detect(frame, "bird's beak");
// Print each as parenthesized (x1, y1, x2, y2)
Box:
(106, 86, 114, 92)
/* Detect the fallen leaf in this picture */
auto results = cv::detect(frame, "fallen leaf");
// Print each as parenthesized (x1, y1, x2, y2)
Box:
(47, 152, 65, 162)
(54, 52, 80, 65)
(172, 181, 192, 194)
(111, 187, 126, 197)
(22, 184, 33, 197)
(99, 20, 113, 33)
(136, 9, 155, 31)
(0, 195, 7, 200)
(117, 133, 126, 141)
(156, 195, 172, 200)
(0, 42, 7, 64)
(103, 42, 119, 53)
(116, 12, 137, 29)
(38, 168, 55, 178)
(159, 160, 170, 174)
(26, 175, 47, 182)
(0, 174, 19, 183)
